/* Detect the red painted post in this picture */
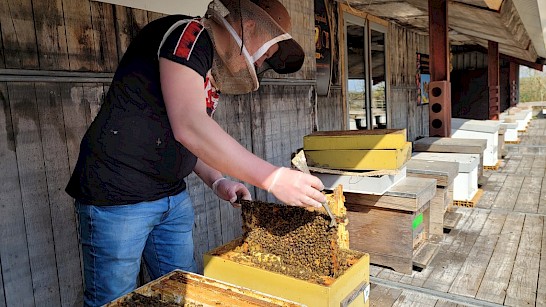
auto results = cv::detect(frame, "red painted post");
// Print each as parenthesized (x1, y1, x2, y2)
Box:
(428, 0, 451, 137)
(488, 40, 500, 120)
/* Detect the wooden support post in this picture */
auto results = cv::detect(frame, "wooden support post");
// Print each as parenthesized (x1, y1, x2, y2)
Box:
(509, 61, 519, 108)
(488, 40, 500, 119)
(428, 0, 451, 137)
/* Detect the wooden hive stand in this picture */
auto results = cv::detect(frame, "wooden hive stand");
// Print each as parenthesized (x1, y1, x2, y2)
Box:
(405, 159, 460, 241)
(344, 177, 439, 274)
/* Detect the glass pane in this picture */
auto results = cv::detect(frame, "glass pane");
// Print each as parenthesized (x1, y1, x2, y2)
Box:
(371, 29, 387, 129)
(346, 23, 367, 130)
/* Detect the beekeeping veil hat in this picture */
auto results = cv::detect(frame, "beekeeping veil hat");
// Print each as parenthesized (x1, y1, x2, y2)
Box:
(203, 0, 305, 94)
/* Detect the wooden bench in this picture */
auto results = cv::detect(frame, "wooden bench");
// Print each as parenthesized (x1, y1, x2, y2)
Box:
(413, 137, 487, 185)
(411, 152, 480, 206)
(451, 118, 501, 170)
(345, 177, 438, 274)
(405, 159, 458, 241)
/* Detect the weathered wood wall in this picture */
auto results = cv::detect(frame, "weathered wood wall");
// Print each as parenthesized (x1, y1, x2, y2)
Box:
(0, 0, 316, 306)
(0, 0, 433, 305)
(386, 23, 430, 141)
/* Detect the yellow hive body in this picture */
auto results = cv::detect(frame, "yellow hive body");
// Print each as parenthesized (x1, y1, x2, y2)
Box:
(305, 142, 412, 171)
(204, 185, 370, 307)
(303, 129, 407, 150)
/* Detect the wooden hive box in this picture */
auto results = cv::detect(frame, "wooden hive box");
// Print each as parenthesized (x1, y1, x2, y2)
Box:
(105, 270, 304, 306)
(405, 159, 458, 240)
(303, 129, 411, 171)
(204, 186, 371, 307)
(344, 177, 438, 274)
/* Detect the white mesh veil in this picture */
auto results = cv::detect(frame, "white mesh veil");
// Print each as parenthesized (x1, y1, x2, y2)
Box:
(203, 0, 297, 94)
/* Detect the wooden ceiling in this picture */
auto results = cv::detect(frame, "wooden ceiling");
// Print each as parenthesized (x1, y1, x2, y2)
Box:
(340, 0, 540, 63)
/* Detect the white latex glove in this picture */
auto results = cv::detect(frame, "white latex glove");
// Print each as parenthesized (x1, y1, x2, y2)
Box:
(267, 167, 326, 208)
(212, 178, 252, 208)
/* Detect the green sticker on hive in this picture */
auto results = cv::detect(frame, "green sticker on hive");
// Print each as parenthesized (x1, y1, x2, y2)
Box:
(412, 213, 423, 230)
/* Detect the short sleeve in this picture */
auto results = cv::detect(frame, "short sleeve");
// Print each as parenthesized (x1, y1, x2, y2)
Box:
(159, 20, 214, 79)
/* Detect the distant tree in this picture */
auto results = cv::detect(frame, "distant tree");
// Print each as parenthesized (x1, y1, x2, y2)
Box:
(519, 67, 546, 102)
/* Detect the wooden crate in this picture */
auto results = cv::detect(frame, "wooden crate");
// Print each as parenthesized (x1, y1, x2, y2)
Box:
(106, 269, 303, 306)
(406, 159, 458, 239)
(204, 239, 370, 307)
(344, 177, 438, 274)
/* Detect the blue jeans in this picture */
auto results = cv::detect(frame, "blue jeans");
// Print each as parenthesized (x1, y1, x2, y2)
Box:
(76, 190, 196, 307)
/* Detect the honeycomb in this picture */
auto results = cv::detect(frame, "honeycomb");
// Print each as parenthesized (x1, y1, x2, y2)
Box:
(216, 186, 363, 284)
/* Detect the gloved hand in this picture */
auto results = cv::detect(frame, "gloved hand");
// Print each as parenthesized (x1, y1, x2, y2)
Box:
(267, 167, 326, 208)
(212, 177, 252, 207)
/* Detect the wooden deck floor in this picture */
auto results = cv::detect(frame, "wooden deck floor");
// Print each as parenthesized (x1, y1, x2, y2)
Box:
(370, 116, 546, 307)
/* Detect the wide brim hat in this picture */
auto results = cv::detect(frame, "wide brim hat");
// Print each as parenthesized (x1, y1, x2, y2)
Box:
(250, 0, 305, 74)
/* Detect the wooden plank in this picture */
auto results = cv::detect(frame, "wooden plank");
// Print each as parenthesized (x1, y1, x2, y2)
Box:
(0, 82, 35, 306)
(481, 213, 524, 307)
(399, 207, 474, 288)
(476, 172, 506, 209)
(32, 0, 70, 70)
(305, 142, 412, 170)
(369, 284, 403, 307)
(392, 290, 438, 306)
(442, 211, 462, 230)
(422, 209, 488, 292)
(501, 154, 521, 174)
(61, 0, 100, 71)
(303, 129, 407, 150)
(413, 242, 440, 270)
(35, 83, 83, 306)
(504, 215, 543, 306)
(540, 177, 546, 215)
(90, 1, 119, 72)
(514, 176, 541, 213)
(530, 155, 546, 177)
(114, 6, 149, 60)
(59, 83, 92, 173)
(9, 82, 61, 305)
(406, 159, 458, 187)
(448, 210, 507, 297)
(491, 174, 524, 211)
(187, 172, 208, 273)
(537, 218, 546, 306)
(0, 0, 39, 68)
(345, 177, 436, 212)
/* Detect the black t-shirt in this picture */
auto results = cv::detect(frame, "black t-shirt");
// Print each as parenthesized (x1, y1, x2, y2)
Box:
(66, 15, 215, 205)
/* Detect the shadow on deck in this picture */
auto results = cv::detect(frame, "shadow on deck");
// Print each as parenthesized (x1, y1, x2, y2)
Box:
(370, 116, 546, 306)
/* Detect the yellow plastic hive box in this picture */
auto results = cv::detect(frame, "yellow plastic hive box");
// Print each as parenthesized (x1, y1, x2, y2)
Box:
(305, 142, 412, 171)
(204, 239, 370, 307)
(303, 129, 407, 150)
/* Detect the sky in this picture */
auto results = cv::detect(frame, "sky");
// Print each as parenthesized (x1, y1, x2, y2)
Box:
(520, 66, 546, 78)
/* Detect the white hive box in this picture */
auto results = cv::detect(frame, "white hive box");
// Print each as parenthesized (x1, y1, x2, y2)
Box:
(500, 120, 519, 143)
(411, 152, 479, 202)
(451, 118, 500, 168)
(501, 109, 531, 132)
(313, 167, 407, 195)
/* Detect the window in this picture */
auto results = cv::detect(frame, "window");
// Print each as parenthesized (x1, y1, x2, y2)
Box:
(344, 13, 388, 130)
